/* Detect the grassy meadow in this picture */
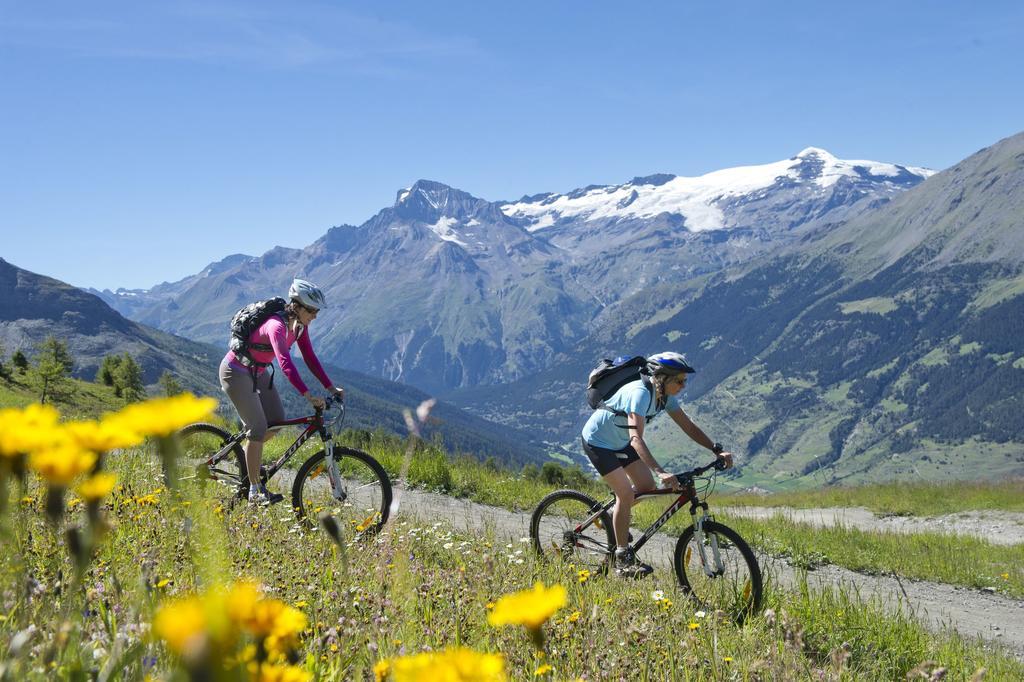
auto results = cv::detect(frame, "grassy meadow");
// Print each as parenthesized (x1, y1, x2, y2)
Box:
(715, 479, 1024, 515)
(2, 388, 1023, 680)
(3, 443, 1023, 681)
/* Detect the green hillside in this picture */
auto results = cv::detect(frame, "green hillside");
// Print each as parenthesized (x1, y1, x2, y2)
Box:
(0, 257, 561, 468)
(449, 132, 1024, 490)
(0, 370, 125, 418)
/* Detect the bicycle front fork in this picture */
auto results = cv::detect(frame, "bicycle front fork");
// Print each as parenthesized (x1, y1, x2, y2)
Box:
(691, 508, 725, 578)
(323, 441, 347, 502)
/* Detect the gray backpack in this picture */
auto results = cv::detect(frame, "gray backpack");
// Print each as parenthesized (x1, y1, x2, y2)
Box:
(228, 297, 287, 368)
(587, 356, 655, 421)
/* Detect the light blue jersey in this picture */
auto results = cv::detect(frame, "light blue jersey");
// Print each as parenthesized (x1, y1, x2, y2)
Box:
(581, 379, 679, 451)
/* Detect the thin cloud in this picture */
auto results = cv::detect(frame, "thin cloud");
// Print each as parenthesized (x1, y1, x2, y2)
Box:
(0, 1, 482, 70)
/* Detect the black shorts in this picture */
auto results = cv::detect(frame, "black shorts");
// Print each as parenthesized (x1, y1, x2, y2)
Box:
(581, 438, 641, 476)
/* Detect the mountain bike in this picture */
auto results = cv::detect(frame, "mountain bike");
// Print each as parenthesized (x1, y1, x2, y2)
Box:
(174, 395, 391, 537)
(529, 459, 763, 623)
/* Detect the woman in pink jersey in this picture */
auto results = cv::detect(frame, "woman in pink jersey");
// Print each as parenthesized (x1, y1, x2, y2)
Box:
(219, 278, 344, 505)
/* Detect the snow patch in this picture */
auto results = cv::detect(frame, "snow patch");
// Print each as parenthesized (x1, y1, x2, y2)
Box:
(502, 149, 934, 232)
(426, 217, 469, 247)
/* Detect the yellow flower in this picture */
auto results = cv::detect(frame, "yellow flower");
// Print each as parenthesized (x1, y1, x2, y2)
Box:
(687, 622, 700, 630)
(156, 578, 172, 588)
(264, 607, 308, 655)
(76, 472, 118, 502)
(65, 419, 144, 453)
(534, 663, 553, 676)
(104, 394, 217, 439)
(373, 659, 391, 682)
(227, 581, 307, 654)
(255, 663, 311, 682)
(1001, 573, 1010, 580)
(226, 580, 262, 624)
(0, 404, 61, 458)
(487, 583, 566, 631)
(389, 647, 505, 682)
(723, 656, 734, 663)
(566, 611, 580, 623)
(153, 595, 214, 657)
(577, 569, 590, 584)
(29, 444, 97, 486)
(153, 583, 255, 661)
(134, 493, 160, 506)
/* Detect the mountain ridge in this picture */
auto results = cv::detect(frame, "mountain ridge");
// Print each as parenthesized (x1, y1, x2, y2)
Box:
(0, 258, 556, 467)
(94, 148, 931, 394)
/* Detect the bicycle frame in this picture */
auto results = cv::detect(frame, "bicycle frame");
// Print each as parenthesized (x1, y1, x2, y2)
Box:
(202, 399, 344, 498)
(574, 469, 726, 577)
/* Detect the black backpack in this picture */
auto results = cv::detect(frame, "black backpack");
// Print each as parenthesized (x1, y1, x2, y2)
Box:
(587, 356, 655, 420)
(228, 297, 287, 368)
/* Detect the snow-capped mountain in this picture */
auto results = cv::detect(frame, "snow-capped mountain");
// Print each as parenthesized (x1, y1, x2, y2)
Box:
(502, 148, 932, 235)
(97, 149, 932, 394)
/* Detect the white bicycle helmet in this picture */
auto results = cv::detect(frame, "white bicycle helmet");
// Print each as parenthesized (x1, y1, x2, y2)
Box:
(288, 278, 327, 310)
(646, 351, 695, 376)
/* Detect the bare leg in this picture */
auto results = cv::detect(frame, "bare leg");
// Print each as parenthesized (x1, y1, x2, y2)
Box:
(603, 468, 636, 549)
(623, 460, 657, 495)
(244, 439, 263, 486)
(244, 432, 277, 487)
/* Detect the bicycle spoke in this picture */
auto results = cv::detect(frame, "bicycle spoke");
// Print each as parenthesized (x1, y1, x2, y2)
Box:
(293, 449, 391, 540)
(531, 490, 613, 571)
(174, 423, 247, 498)
(675, 521, 762, 623)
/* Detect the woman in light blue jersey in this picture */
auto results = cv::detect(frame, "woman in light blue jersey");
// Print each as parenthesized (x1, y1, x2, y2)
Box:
(581, 351, 733, 577)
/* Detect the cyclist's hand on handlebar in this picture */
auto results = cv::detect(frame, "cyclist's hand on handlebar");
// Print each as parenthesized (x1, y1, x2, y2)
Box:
(305, 393, 326, 410)
(715, 451, 734, 470)
(658, 471, 683, 490)
(330, 385, 345, 401)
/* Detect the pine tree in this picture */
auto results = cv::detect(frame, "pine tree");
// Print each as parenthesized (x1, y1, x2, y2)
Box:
(96, 355, 122, 386)
(11, 350, 28, 373)
(113, 353, 146, 402)
(158, 370, 184, 397)
(34, 336, 74, 404)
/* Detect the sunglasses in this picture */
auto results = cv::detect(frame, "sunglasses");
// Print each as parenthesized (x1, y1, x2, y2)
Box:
(298, 303, 319, 315)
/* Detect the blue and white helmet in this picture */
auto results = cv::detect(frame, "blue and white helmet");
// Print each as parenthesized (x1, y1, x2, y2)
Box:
(646, 351, 695, 376)
(288, 278, 326, 310)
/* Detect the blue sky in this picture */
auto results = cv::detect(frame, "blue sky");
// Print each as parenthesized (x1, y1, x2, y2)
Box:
(2, 1, 1022, 290)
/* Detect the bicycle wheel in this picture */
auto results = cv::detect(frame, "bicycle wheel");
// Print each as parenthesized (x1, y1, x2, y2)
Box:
(291, 446, 392, 539)
(673, 520, 763, 624)
(175, 423, 247, 498)
(530, 490, 614, 571)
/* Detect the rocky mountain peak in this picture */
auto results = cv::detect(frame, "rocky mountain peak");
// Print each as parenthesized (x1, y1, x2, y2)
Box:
(391, 179, 510, 227)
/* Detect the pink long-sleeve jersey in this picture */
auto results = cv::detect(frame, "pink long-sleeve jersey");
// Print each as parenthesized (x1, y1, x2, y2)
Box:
(223, 315, 333, 395)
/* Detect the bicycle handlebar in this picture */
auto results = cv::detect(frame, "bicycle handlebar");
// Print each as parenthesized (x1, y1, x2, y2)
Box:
(314, 393, 345, 411)
(313, 393, 346, 420)
(673, 458, 727, 482)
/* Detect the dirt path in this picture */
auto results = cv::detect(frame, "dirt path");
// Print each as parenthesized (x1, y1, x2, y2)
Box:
(387, 488, 1024, 660)
(720, 506, 1024, 545)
